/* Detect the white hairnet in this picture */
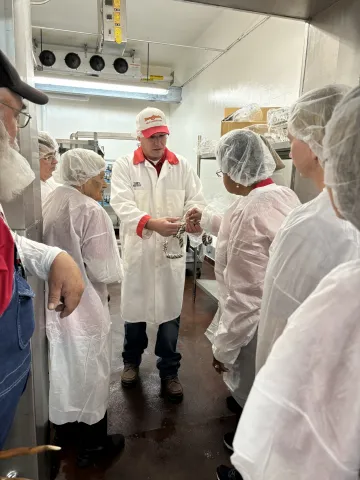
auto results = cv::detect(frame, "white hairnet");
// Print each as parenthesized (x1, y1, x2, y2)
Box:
(38, 131, 59, 158)
(58, 148, 106, 186)
(217, 130, 276, 186)
(288, 84, 350, 162)
(323, 85, 360, 231)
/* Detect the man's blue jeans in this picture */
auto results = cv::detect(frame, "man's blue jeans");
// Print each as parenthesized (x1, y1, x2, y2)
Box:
(0, 272, 34, 449)
(122, 318, 182, 379)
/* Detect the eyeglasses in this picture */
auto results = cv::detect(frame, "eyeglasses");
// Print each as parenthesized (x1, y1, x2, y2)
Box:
(216, 169, 223, 177)
(0, 101, 32, 128)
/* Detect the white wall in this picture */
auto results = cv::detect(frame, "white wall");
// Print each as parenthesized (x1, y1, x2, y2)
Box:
(169, 15, 306, 201)
(40, 96, 170, 160)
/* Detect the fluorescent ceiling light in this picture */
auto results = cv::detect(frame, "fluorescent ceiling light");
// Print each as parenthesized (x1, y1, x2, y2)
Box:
(35, 76, 169, 95)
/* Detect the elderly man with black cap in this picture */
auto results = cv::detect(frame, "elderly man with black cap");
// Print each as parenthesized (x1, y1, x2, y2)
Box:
(111, 107, 206, 402)
(0, 49, 84, 449)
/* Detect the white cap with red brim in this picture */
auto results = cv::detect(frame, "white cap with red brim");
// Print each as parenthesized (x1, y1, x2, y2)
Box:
(136, 107, 170, 138)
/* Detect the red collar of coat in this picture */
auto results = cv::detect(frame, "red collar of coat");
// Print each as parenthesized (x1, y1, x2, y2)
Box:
(133, 147, 179, 166)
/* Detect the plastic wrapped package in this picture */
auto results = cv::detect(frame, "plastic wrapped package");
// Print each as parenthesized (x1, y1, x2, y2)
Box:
(267, 107, 290, 142)
(233, 104, 263, 122)
(244, 123, 269, 136)
(267, 107, 290, 128)
(197, 137, 218, 157)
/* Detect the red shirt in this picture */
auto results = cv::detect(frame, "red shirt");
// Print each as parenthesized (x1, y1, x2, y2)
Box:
(133, 147, 180, 238)
(0, 215, 14, 316)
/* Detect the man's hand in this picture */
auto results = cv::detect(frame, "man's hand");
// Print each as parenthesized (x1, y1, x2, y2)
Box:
(185, 208, 203, 234)
(146, 217, 181, 237)
(48, 252, 85, 318)
(213, 356, 229, 374)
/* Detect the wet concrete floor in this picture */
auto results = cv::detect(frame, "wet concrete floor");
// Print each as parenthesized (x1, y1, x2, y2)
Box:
(56, 263, 238, 480)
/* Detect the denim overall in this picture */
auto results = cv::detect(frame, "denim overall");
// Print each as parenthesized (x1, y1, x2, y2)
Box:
(0, 249, 35, 449)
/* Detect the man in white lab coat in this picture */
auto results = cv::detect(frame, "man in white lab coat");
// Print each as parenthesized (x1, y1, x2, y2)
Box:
(111, 107, 206, 402)
(0, 49, 84, 449)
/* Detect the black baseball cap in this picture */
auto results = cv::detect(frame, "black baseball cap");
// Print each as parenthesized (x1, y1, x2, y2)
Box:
(0, 49, 48, 105)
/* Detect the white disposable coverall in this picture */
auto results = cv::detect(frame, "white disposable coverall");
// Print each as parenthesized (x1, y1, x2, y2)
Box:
(43, 185, 123, 425)
(41, 176, 59, 203)
(111, 151, 206, 325)
(232, 258, 360, 480)
(205, 184, 300, 406)
(256, 190, 360, 372)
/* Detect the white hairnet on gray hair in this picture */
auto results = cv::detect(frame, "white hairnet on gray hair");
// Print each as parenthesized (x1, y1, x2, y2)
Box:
(58, 148, 106, 186)
(323, 85, 360, 231)
(288, 84, 350, 162)
(217, 129, 276, 186)
(38, 131, 59, 158)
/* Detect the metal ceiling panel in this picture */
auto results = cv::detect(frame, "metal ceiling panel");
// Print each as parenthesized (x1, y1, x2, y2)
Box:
(175, 0, 341, 20)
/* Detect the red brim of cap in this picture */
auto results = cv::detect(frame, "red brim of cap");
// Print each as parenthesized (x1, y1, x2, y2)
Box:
(142, 125, 170, 138)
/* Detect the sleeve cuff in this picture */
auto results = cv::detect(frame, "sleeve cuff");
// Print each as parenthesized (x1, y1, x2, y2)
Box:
(212, 344, 240, 366)
(43, 247, 64, 278)
(137, 215, 152, 238)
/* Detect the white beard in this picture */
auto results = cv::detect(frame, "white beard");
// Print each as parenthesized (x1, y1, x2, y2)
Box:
(0, 143, 35, 203)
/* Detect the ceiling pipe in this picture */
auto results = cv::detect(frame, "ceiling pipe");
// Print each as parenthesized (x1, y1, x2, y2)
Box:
(128, 37, 225, 52)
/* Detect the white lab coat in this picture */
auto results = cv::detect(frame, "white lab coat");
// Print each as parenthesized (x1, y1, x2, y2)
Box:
(205, 185, 300, 407)
(43, 185, 123, 425)
(111, 152, 206, 325)
(256, 190, 360, 372)
(232, 258, 360, 480)
(41, 176, 59, 203)
(200, 192, 237, 236)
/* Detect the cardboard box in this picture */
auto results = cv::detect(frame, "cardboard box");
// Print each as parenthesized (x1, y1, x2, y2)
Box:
(221, 107, 280, 136)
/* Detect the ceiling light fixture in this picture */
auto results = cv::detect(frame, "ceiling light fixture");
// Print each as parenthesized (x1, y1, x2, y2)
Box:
(34, 76, 169, 96)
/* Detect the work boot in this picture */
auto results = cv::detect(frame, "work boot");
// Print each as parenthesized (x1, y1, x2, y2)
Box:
(77, 434, 125, 468)
(223, 431, 235, 453)
(216, 465, 243, 480)
(77, 413, 125, 468)
(161, 377, 184, 403)
(121, 364, 139, 387)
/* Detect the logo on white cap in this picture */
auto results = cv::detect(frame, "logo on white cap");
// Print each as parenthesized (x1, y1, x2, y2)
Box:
(136, 107, 169, 138)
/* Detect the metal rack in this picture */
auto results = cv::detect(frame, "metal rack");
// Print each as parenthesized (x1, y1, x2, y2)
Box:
(193, 135, 219, 302)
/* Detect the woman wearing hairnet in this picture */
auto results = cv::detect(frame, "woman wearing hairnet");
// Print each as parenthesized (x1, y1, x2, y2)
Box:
(42, 149, 124, 468)
(38, 131, 60, 202)
(231, 86, 360, 480)
(192, 130, 299, 480)
(256, 85, 360, 373)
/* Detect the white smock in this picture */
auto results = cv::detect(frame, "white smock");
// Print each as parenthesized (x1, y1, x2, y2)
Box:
(205, 184, 300, 407)
(41, 176, 59, 203)
(111, 152, 206, 325)
(232, 258, 360, 480)
(256, 190, 360, 372)
(43, 185, 123, 425)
